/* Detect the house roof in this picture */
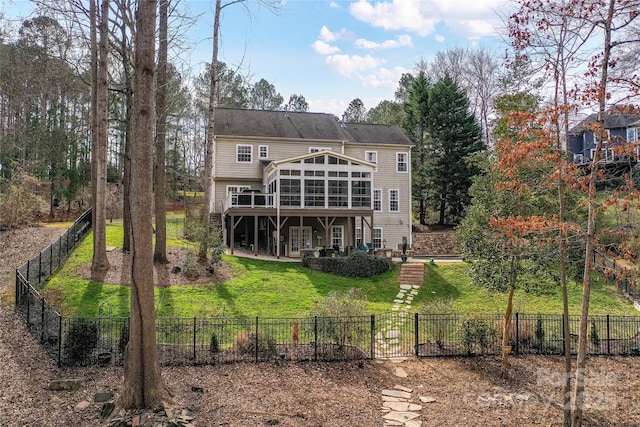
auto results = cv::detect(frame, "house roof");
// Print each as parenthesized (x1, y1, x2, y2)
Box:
(569, 109, 640, 134)
(213, 108, 413, 146)
(264, 150, 377, 172)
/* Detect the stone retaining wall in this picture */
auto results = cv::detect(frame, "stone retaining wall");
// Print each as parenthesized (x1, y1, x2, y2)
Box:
(410, 231, 460, 256)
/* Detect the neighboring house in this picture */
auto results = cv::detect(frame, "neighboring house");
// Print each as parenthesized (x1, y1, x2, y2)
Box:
(568, 109, 640, 163)
(210, 108, 413, 258)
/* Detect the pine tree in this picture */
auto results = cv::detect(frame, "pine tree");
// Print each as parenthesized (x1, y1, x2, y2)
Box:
(426, 74, 484, 225)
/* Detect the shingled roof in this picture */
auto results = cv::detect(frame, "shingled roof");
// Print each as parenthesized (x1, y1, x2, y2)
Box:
(569, 110, 640, 134)
(213, 108, 413, 146)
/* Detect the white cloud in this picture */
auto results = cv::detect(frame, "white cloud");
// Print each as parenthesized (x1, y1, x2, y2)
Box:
(349, 0, 506, 39)
(319, 25, 354, 43)
(360, 65, 408, 88)
(349, 0, 437, 36)
(435, 34, 445, 43)
(325, 54, 384, 78)
(311, 40, 340, 55)
(329, 1, 340, 8)
(355, 34, 413, 50)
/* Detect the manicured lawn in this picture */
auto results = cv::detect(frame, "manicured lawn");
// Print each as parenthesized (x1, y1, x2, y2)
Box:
(42, 214, 639, 318)
(413, 262, 638, 316)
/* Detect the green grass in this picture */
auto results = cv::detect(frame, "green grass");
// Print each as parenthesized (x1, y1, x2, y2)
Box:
(414, 263, 638, 316)
(42, 215, 639, 318)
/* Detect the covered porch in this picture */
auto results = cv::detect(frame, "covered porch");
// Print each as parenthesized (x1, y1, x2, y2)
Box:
(223, 207, 374, 259)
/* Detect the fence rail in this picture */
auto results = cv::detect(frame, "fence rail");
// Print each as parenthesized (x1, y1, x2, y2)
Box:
(14, 212, 640, 367)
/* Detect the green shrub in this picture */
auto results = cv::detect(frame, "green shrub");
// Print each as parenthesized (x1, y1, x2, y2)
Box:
(310, 288, 368, 348)
(209, 333, 220, 354)
(460, 315, 497, 355)
(63, 319, 99, 364)
(182, 251, 200, 280)
(302, 249, 389, 277)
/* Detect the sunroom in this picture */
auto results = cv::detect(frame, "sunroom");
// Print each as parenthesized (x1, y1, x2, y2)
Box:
(221, 151, 377, 258)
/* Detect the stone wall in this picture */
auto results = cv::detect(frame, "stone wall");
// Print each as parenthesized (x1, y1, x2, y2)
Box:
(410, 231, 460, 256)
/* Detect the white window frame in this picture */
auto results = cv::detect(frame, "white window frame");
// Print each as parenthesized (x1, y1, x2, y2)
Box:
(373, 228, 383, 249)
(226, 185, 251, 194)
(258, 145, 269, 159)
(396, 152, 408, 173)
(373, 189, 382, 212)
(627, 127, 637, 142)
(365, 151, 378, 164)
(309, 147, 332, 153)
(389, 189, 399, 212)
(331, 226, 344, 250)
(356, 227, 362, 248)
(236, 144, 253, 163)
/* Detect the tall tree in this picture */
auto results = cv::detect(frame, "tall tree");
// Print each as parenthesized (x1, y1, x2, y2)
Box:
(367, 100, 403, 125)
(120, 0, 164, 409)
(153, 0, 169, 264)
(250, 78, 283, 110)
(426, 74, 484, 224)
(342, 98, 367, 123)
(286, 93, 309, 112)
(91, 0, 110, 280)
(401, 71, 430, 224)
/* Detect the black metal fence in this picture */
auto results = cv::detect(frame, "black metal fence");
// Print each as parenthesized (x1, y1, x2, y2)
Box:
(12, 310, 640, 367)
(13, 212, 640, 366)
(14, 209, 92, 363)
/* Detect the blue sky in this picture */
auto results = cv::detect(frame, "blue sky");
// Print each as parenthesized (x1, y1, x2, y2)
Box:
(3, 0, 513, 116)
(187, 0, 512, 115)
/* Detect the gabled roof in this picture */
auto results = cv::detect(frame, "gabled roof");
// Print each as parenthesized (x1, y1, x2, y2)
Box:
(263, 150, 377, 174)
(214, 108, 413, 146)
(569, 109, 640, 134)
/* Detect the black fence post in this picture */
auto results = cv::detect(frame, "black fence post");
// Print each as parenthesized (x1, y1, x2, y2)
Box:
(26, 293, 31, 330)
(193, 317, 197, 361)
(370, 314, 375, 360)
(15, 270, 19, 306)
(515, 313, 520, 355)
(50, 244, 53, 276)
(255, 316, 259, 363)
(38, 253, 42, 284)
(562, 313, 566, 354)
(58, 236, 62, 267)
(40, 298, 46, 342)
(606, 315, 611, 355)
(26, 260, 30, 283)
(414, 312, 419, 357)
(314, 316, 318, 362)
(57, 315, 62, 367)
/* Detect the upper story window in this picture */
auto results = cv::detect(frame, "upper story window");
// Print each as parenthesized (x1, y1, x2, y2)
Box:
(236, 144, 252, 163)
(258, 145, 269, 159)
(396, 152, 408, 173)
(365, 151, 378, 164)
(389, 189, 399, 212)
(628, 127, 638, 142)
(310, 147, 331, 153)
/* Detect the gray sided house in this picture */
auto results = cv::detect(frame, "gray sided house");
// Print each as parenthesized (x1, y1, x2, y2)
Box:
(211, 108, 413, 258)
(569, 109, 640, 163)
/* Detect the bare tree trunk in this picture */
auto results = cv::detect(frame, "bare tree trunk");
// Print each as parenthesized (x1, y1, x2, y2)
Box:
(153, 0, 169, 264)
(501, 256, 517, 379)
(571, 2, 614, 425)
(200, 0, 222, 262)
(91, 0, 111, 280)
(120, 0, 164, 409)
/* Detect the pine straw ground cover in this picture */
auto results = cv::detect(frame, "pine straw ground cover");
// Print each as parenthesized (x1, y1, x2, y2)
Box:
(2, 226, 640, 426)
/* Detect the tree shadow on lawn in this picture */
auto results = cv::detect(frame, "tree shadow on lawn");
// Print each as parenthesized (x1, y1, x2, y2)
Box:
(417, 264, 462, 305)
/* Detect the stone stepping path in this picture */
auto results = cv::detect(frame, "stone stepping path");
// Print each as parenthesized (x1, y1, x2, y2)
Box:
(375, 263, 424, 358)
(381, 381, 436, 427)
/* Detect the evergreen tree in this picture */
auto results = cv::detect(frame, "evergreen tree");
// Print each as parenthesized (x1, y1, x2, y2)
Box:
(426, 74, 484, 224)
(342, 98, 367, 123)
(401, 71, 430, 224)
